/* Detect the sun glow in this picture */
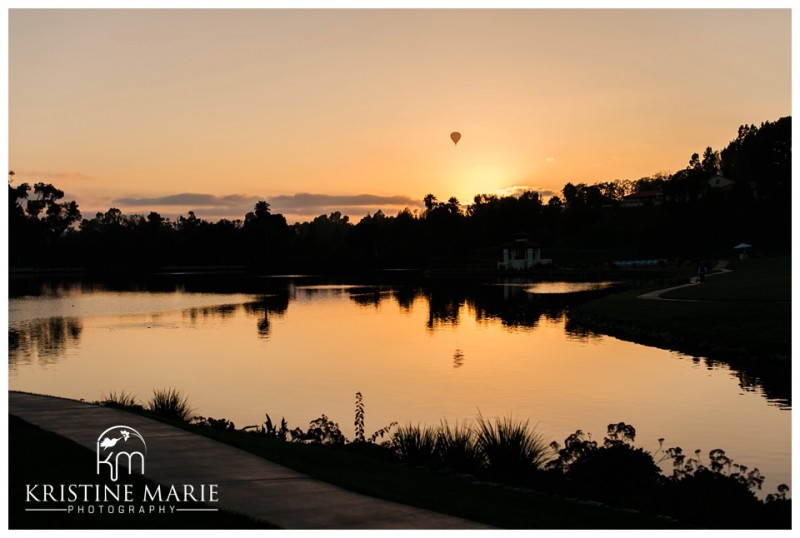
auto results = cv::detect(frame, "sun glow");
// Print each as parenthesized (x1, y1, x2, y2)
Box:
(448, 160, 531, 203)
(8, 9, 791, 222)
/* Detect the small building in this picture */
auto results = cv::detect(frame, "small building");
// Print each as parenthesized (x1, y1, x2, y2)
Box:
(497, 232, 552, 270)
(620, 189, 664, 207)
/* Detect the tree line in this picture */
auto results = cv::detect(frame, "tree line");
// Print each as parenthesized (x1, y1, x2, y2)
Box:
(8, 116, 790, 272)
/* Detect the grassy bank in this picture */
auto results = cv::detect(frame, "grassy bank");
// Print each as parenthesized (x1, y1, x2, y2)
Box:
(570, 255, 791, 359)
(12, 386, 791, 529)
(180, 421, 683, 529)
(7, 405, 682, 530)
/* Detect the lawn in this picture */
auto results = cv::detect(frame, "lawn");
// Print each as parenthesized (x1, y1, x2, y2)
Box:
(573, 254, 791, 359)
(662, 256, 790, 302)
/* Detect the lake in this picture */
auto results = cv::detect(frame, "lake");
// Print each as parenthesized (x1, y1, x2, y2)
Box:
(7, 274, 791, 496)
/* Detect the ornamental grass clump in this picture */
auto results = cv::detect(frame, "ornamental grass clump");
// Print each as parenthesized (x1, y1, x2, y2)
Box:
(147, 387, 194, 422)
(100, 390, 140, 409)
(435, 419, 483, 474)
(392, 424, 438, 466)
(475, 412, 549, 482)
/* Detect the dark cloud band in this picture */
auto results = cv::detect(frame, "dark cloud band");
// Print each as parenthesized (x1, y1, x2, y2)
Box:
(111, 192, 422, 223)
(268, 193, 418, 210)
(114, 193, 251, 207)
(114, 192, 419, 210)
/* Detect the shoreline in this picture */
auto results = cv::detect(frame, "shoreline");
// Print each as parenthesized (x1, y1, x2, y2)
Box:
(566, 311, 791, 407)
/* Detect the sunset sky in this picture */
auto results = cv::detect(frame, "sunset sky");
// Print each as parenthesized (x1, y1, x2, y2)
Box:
(7, 5, 793, 224)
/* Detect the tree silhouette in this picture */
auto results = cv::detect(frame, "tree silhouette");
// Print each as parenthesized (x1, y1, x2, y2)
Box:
(7, 116, 791, 270)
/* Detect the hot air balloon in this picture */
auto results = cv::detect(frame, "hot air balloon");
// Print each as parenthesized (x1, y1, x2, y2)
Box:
(450, 131, 461, 145)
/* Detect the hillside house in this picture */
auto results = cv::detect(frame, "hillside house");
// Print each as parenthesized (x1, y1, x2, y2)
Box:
(620, 189, 664, 207)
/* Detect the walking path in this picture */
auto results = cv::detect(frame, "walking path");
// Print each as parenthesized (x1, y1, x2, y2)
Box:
(637, 260, 731, 301)
(9, 391, 492, 529)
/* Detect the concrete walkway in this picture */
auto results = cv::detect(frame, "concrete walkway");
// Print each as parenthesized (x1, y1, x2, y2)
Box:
(9, 391, 492, 529)
(637, 260, 732, 301)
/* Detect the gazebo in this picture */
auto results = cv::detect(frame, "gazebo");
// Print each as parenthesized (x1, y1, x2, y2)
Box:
(497, 232, 552, 270)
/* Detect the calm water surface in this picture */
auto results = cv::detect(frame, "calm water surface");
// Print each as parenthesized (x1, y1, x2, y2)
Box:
(8, 277, 791, 496)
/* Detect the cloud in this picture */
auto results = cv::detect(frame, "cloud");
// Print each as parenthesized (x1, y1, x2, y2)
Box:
(493, 185, 558, 199)
(12, 170, 96, 182)
(269, 193, 422, 223)
(114, 193, 252, 207)
(269, 193, 419, 211)
(110, 192, 422, 224)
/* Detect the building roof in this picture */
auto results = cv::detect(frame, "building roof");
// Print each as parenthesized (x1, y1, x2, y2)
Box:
(623, 189, 662, 199)
(708, 175, 735, 188)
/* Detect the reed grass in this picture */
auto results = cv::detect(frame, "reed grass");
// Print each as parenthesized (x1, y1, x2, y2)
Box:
(99, 390, 140, 408)
(474, 412, 550, 480)
(392, 423, 438, 466)
(435, 419, 483, 473)
(147, 387, 194, 422)
(391, 415, 549, 480)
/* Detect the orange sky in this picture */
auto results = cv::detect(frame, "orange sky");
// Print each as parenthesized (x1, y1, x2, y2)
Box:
(7, 6, 792, 224)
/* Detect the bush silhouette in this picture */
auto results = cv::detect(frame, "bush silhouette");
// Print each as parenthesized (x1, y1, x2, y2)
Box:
(568, 444, 662, 505)
(661, 469, 761, 528)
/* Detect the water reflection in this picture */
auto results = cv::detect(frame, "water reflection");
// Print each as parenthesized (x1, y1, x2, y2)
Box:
(427, 289, 464, 330)
(183, 303, 240, 323)
(348, 287, 392, 308)
(7, 277, 790, 496)
(524, 281, 622, 294)
(8, 317, 83, 368)
(242, 291, 290, 339)
(563, 318, 791, 406)
(453, 348, 465, 368)
(7, 277, 789, 407)
(696, 356, 791, 411)
(6, 280, 590, 367)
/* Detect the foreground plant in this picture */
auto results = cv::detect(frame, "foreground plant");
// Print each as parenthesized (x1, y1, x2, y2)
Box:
(243, 414, 298, 441)
(546, 422, 791, 528)
(354, 392, 397, 444)
(435, 419, 483, 473)
(392, 424, 438, 466)
(549, 422, 662, 505)
(475, 412, 550, 481)
(101, 386, 790, 528)
(147, 387, 194, 422)
(99, 390, 141, 409)
(192, 416, 237, 431)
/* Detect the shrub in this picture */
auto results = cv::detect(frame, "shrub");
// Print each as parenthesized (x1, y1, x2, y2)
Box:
(192, 416, 237, 431)
(548, 429, 598, 470)
(661, 468, 762, 528)
(551, 422, 662, 505)
(295, 415, 346, 446)
(147, 387, 194, 422)
(669, 447, 766, 492)
(569, 444, 662, 505)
